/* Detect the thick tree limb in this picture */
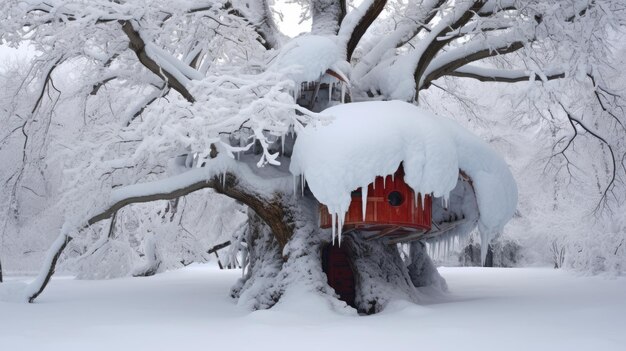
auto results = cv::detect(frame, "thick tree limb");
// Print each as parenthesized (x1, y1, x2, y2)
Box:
(120, 20, 196, 103)
(339, 0, 387, 60)
(392, 0, 447, 49)
(413, 0, 487, 89)
(351, 0, 445, 79)
(421, 40, 525, 89)
(26, 161, 294, 303)
(26, 233, 72, 303)
(445, 65, 565, 83)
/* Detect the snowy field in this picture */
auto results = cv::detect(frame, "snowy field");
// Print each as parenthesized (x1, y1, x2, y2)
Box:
(1, 265, 625, 351)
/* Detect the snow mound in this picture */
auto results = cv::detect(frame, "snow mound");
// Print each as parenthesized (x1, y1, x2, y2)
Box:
(269, 35, 349, 85)
(0, 281, 28, 303)
(290, 100, 517, 247)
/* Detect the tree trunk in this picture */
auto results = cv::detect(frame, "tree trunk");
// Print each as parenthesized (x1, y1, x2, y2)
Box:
(231, 197, 447, 314)
(483, 244, 494, 267)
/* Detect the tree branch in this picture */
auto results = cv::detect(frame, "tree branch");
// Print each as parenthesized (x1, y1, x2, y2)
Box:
(413, 0, 488, 92)
(421, 39, 525, 89)
(351, 0, 445, 80)
(339, 0, 387, 60)
(224, 0, 283, 50)
(26, 160, 294, 303)
(120, 20, 196, 102)
(445, 64, 565, 83)
(558, 102, 617, 212)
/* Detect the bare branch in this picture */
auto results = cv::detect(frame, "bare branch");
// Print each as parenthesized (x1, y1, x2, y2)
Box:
(558, 102, 617, 212)
(587, 74, 626, 131)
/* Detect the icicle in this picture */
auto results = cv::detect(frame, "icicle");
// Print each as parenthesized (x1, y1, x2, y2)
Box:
(361, 186, 368, 221)
(301, 174, 305, 196)
(338, 214, 344, 247)
(383, 176, 386, 189)
(437, 239, 441, 259)
(328, 83, 333, 102)
(480, 230, 490, 265)
(293, 175, 298, 195)
(222, 170, 227, 188)
(281, 133, 285, 154)
(331, 212, 337, 245)
(341, 82, 346, 103)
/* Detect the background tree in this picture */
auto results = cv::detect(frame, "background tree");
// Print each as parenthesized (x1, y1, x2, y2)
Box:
(0, 0, 624, 309)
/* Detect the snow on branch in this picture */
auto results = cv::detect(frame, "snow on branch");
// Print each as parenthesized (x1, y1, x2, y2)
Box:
(420, 32, 530, 88)
(351, 0, 446, 80)
(447, 65, 565, 83)
(338, 0, 387, 60)
(120, 20, 197, 103)
(411, 0, 492, 89)
(24, 155, 295, 303)
(310, 0, 347, 35)
(227, 0, 284, 49)
(477, 0, 517, 16)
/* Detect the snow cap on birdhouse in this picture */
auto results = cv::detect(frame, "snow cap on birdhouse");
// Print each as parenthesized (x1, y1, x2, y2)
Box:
(290, 101, 518, 260)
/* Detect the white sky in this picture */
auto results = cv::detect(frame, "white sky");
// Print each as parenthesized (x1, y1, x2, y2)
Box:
(274, 0, 312, 37)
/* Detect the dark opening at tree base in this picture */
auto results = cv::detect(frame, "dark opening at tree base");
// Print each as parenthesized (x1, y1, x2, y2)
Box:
(322, 243, 356, 308)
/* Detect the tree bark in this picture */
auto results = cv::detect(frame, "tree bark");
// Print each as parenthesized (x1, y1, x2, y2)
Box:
(26, 233, 72, 303)
(311, 0, 347, 35)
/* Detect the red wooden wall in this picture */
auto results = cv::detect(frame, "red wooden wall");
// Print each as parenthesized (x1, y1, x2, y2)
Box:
(319, 167, 432, 233)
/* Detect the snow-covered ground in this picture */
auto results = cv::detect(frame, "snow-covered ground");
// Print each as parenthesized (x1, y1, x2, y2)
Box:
(1, 265, 625, 351)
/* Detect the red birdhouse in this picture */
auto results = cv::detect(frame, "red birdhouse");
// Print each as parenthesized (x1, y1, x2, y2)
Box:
(319, 166, 432, 242)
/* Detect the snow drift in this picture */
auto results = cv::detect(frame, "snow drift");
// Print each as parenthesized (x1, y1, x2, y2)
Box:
(290, 100, 517, 252)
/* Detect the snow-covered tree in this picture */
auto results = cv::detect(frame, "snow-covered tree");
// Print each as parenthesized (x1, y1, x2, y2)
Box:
(1, 0, 624, 311)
